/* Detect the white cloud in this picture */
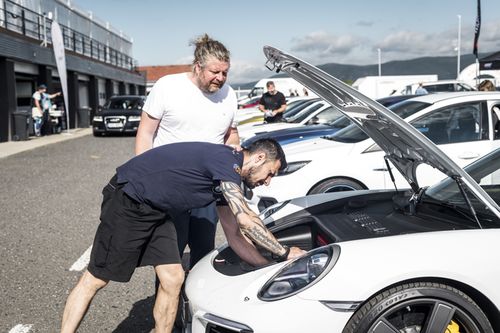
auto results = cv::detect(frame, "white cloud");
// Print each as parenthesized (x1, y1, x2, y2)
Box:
(476, 22, 500, 53)
(228, 60, 271, 85)
(174, 55, 193, 65)
(290, 31, 365, 59)
(228, 22, 500, 84)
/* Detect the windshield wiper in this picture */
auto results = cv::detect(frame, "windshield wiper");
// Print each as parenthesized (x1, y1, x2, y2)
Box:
(452, 176, 483, 229)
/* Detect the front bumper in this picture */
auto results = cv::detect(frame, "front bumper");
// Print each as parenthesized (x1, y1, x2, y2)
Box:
(92, 116, 140, 134)
(185, 252, 353, 333)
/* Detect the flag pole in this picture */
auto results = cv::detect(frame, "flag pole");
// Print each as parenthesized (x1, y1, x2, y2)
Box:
(473, 0, 481, 86)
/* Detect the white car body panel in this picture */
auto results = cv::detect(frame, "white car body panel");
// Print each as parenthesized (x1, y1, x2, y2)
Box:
(186, 229, 500, 333)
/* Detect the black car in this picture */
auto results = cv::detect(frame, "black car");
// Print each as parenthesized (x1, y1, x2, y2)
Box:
(92, 95, 146, 136)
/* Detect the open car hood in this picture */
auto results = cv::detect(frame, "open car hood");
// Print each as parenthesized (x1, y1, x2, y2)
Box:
(263, 46, 499, 214)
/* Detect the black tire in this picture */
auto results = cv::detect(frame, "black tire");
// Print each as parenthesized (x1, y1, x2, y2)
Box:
(343, 282, 493, 333)
(309, 178, 364, 194)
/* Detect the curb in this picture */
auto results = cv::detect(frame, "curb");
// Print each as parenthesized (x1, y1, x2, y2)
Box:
(0, 128, 92, 159)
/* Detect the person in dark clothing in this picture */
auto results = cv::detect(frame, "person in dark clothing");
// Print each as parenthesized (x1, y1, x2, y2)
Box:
(60, 138, 305, 333)
(258, 81, 287, 123)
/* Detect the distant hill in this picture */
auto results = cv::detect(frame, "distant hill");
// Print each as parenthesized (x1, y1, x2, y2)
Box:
(233, 54, 483, 88)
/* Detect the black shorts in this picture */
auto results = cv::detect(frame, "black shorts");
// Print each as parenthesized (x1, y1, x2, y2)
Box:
(88, 175, 180, 282)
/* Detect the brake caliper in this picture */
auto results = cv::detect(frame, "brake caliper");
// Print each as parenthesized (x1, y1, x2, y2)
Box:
(445, 320, 460, 333)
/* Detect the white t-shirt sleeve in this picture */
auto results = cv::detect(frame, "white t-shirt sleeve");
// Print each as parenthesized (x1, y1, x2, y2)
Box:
(143, 78, 166, 119)
(228, 87, 238, 128)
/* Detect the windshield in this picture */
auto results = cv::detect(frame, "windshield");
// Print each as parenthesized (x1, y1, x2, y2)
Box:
(423, 148, 500, 226)
(283, 99, 318, 118)
(325, 100, 430, 143)
(286, 103, 323, 123)
(106, 98, 144, 110)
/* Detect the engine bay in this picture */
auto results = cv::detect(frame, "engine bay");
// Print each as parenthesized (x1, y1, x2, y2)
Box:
(213, 190, 479, 276)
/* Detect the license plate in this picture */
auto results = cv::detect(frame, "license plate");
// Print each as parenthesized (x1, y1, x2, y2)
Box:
(107, 122, 123, 128)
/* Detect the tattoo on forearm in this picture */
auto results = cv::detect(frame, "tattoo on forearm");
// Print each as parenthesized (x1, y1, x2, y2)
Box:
(221, 182, 256, 217)
(221, 181, 284, 255)
(244, 225, 283, 254)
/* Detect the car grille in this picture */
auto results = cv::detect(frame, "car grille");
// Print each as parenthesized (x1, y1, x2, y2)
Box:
(104, 115, 126, 129)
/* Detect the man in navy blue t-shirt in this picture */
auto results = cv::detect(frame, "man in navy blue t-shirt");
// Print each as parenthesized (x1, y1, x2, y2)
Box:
(60, 138, 305, 333)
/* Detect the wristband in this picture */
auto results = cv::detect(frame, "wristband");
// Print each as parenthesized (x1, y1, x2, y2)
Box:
(273, 245, 290, 262)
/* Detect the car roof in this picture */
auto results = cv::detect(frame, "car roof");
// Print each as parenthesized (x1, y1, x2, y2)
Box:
(402, 91, 500, 103)
(418, 80, 471, 85)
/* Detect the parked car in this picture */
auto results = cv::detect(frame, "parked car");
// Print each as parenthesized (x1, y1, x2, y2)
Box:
(397, 80, 476, 95)
(242, 95, 418, 147)
(92, 95, 145, 136)
(183, 46, 500, 333)
(376, 94, 419, 106)
(238, 99, 343, 142)
(249, 90, 500, 211)
(237, 95, 261, 109)
(236, 96, 314, 125)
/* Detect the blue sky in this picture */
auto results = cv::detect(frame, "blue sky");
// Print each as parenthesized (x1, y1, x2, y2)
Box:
(75, 0, 500, 84)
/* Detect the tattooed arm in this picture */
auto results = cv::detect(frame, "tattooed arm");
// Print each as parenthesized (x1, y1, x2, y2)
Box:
(217, 206, 269, 266)
(220, 181, 304, 259)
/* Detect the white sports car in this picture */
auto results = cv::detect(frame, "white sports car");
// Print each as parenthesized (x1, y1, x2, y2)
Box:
(182, 47, 500, 333)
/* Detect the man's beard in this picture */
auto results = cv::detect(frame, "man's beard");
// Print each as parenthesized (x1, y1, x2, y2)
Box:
(199, 76, 223, 94)
(242, 165, 259, 189)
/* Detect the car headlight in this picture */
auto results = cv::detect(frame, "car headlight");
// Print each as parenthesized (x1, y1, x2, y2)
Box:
(258, 245, 339, 301)
(278, 161, 310, 176)
(128, 115, 141, 122)
(93, 116, 103, 122)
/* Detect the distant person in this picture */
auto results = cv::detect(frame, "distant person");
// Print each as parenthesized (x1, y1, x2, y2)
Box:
(479, 80, 500, 138)
(258, 81, 287, 123)
(478, 79, 496, 91)
(303, 87, 309, 96)
(289, 88, 296, 97)
(415, 82, 428, 95)
(31, 84, 60, 136)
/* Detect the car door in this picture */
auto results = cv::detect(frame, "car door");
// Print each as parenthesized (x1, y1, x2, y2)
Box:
(410, 100, 498, 185)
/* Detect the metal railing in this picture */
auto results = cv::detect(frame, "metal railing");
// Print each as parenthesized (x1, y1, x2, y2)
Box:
(0, 0, 136, 70)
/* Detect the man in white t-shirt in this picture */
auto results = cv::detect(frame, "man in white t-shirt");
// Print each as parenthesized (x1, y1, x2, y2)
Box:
(135, 35, 239, 275)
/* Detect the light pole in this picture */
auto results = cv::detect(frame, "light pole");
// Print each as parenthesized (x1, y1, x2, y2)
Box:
(457, 14, 461, 79)
(377, 48, 381, 76)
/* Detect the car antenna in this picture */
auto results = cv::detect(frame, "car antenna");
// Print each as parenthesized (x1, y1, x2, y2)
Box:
(452, 175, 483, 229)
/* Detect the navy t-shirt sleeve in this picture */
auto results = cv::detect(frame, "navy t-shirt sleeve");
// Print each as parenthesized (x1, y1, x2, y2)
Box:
(207, 148, 243, 206)
(208, 149, 242, 184)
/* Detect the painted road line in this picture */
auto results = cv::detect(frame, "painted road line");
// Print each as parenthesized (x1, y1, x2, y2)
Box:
(9, 324, 32, 333)
(70, 246, 92, 271)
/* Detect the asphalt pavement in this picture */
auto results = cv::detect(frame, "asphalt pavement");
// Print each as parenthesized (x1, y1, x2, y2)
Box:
(0, 131, 225, 332)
